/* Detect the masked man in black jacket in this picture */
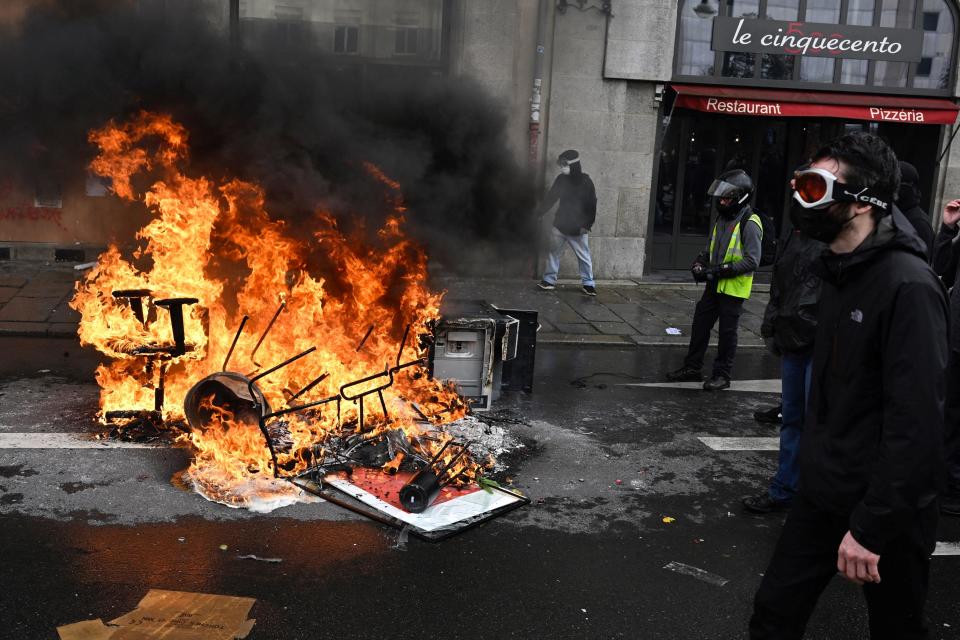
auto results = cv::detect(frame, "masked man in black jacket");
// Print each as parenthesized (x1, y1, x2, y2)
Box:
(750, 133, 948, 639)
(931, 197, 960, 516)
(537, 150, 599, 296)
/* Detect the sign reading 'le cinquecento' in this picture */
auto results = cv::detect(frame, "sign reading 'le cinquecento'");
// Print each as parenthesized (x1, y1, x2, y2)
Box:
(712, 17, 923, 62)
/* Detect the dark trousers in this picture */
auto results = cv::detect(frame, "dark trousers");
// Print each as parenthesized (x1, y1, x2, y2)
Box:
(750, 494, 938, 640)
(945, 350, 960, 493)
(683, 282, 744, 379)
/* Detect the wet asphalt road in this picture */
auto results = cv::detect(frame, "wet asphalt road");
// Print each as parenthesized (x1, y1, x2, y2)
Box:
(1, 339, 959, 639)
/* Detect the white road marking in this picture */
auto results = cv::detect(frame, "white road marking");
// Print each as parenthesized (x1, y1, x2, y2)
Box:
(663, 561, 729, 587)
(698, 436, 780, 451)
(0, 433, 168, 449)
(622, 379, 782, 393)
(933, 542, 960, 556)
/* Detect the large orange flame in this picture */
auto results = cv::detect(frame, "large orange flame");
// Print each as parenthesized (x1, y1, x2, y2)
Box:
(71, 112, 472, 505)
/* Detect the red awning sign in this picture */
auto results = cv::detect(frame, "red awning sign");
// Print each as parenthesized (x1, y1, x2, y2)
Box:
(671, 84, 959, 125)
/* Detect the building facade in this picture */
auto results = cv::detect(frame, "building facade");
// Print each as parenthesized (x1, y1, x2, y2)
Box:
(528, 0, 960, 276)
(4, 0, 959, 278)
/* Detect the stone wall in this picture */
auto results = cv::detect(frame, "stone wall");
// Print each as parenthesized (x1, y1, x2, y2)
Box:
(604, 0, 678, 82)
(543, 5, 661, 278)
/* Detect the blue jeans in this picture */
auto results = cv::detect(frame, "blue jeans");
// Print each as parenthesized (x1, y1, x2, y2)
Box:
(769, 352, 813, 503)
(542, 227, 595, 286)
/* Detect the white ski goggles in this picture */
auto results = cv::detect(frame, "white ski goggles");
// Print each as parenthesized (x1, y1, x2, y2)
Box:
(793, 168, 890, 211)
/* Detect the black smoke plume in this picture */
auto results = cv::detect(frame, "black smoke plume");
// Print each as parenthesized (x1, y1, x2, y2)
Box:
(0, 0, 537, 274)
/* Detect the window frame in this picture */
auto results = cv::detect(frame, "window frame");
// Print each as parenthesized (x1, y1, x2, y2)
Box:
(671, 0, 960, 96)
(333, 24, 360, 55)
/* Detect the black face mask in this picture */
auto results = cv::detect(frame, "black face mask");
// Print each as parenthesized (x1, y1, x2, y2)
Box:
(790, 202, 855, 243)
(716, 198, 742, 218)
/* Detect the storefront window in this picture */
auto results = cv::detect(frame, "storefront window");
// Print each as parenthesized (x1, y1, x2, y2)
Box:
(679, 125, 718, 236)
(673, 0, 956, 95)
(678, 6, 715, 76)
(875, 0, 917, 87)
(722, 0, 760, 79)
(761, 0, 798, 80)
(654, 123, 681, 237)
(913, 0, 955, 89)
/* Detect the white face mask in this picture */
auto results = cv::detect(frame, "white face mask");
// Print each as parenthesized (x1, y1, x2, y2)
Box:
(560, 166, 571, 175)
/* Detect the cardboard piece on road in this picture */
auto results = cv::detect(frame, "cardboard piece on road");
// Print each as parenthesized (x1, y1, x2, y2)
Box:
(57, 590, 256, 640)
(57, 619, 114, 640)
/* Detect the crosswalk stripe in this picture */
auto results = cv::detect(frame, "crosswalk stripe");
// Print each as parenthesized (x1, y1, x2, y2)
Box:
(698, 436, 779, 451)
(0, 432, 167, 449)
(622, 379, 782, 393)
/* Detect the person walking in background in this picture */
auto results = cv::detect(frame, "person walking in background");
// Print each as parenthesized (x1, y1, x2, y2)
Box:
(536, 149, 598, 296)
(742, 224, 824, 514)
(666, 169, 763, 391)
(896, 161, 934, 260)
(932, 197, 960, 517)
(750, 133, 947, 639)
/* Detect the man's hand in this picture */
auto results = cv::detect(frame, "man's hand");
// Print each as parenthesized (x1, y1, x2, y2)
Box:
(691, 262, 707, 283)
(943, 199, 960, 228)
(713, 263, 734, 279)
(837, 531, 881, 585)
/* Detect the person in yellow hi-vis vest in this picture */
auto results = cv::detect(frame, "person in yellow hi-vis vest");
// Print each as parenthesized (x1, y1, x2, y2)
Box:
(667, 169, 762, 391)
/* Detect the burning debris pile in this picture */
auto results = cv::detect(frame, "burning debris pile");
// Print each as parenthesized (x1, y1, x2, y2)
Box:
(69, 112, 525, 531)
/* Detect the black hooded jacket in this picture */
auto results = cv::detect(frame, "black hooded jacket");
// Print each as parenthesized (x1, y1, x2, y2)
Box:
(895, 161, 934, 260)
(761, 228, 825, 354)
(801, 207, 948, 555)
(540, 164, 598, 235)
(932, 222, 960, 353)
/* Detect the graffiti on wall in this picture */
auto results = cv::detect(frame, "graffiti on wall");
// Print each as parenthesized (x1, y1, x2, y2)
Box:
(0, 181, 66, 230)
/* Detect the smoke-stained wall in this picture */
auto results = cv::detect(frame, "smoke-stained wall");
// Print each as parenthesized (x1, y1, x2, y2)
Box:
(0, 0, 536, 274)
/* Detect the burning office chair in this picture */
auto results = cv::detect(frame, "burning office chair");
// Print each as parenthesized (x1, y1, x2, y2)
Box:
(107, 289, 199, 426)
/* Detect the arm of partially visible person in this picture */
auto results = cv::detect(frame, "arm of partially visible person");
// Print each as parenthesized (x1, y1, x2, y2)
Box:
(846, 281, 948, 570)
(716, 217, 761, 277)
(932, 199, 960, 285)
(761, 232, 791, 340)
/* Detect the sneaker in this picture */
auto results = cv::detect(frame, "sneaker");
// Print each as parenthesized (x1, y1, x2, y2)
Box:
(754, 405, 783, 425)
(537, 280, 556, 291)
(942, 490, 960, 517)
(582, 285, 597, 296)
(742, 494, 792, 514)
(666, 366, 703, 382)
(703, 375, 731, 391)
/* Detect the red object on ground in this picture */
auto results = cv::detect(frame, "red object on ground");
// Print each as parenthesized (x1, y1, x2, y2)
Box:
(341, 467, 480, 511)
(671, 84, 960, 125)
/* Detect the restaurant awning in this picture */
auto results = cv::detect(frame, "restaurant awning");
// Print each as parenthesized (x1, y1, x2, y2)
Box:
(671, 84, 960, 126)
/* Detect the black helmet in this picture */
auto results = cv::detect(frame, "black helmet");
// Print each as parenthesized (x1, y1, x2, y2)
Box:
(557, 149, 581, 168)
(708, 169, 753, 217)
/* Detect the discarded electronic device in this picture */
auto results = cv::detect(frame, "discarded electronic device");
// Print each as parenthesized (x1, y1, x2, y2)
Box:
(429, 300, 537, 410)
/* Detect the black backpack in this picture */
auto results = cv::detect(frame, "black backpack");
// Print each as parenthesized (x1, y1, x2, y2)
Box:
(751, 208, 778, 267)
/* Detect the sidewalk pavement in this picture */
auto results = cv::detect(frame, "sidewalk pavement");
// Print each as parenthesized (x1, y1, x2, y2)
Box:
(0, 263, 770, 348)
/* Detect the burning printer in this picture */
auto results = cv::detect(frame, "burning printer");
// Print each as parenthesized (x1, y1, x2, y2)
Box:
(429, 301, 537, 410)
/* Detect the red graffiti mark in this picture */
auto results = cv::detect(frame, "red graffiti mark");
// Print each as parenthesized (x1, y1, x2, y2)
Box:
(0, 204, 67, 230)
